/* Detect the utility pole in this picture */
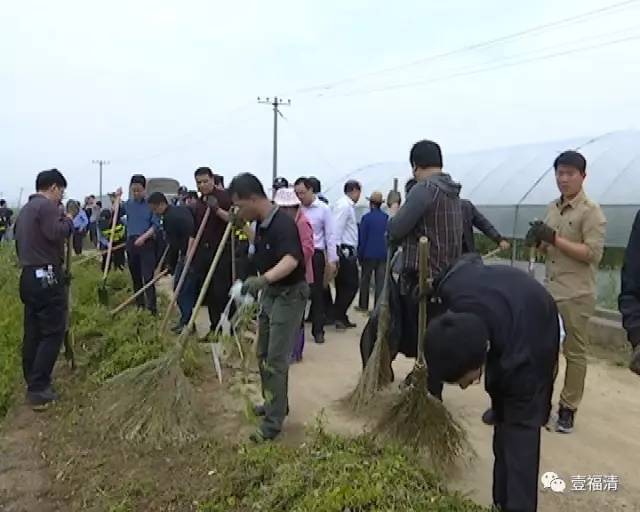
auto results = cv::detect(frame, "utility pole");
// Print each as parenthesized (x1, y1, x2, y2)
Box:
(92, 160, 110, 199)
(257, 96, 291, 183)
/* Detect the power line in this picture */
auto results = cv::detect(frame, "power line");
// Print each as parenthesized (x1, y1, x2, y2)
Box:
(323, 33, 640, 98)
(294, 0, 640, 95)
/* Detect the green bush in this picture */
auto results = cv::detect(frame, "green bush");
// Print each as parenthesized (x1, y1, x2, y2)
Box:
(200, 426, 487, 512)
(0, 249, 23, 418)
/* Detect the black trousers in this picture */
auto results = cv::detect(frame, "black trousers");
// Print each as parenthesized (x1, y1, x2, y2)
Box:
(493, 423, 541, 512)
(19, 267, 67, 392)
(358, 258, 385, 310)
(334, 246, 359, 323)
(310, 250, 327, 337)
(194, 242, 232, 332)
(72, 231, 85, 255)
(126, 237, 157, 314)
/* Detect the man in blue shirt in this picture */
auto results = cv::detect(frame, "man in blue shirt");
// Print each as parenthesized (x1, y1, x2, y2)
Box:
(68, 200, 89, 255)
(116, 174, 160, 314)
(357, 191, 388, 311)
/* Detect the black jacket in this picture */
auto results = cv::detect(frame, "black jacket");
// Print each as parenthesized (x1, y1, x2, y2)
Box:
(162, 205, 195, 273)
(619, 210, 640, 349)
(435, 254, 559, 426)
(461, 199, 503, 253)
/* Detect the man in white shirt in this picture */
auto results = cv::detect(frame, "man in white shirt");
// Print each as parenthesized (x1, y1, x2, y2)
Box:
(333, 180, 362, 330)
(294, 177, 338, 344)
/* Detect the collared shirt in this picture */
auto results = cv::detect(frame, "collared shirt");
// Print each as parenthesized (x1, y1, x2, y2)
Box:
(162, 205, 195, 270)
(543, 189, 607, 301)
(333, 195, 358, 247)
(301, 198, 338, 263)
(122, 197, 160, 238)
(193, 189, 232, 246)
(15, 194, 73, 267)
(73, 210, 89, 232)
(358, 207, 388, 261)
(254, 205, 305, 286)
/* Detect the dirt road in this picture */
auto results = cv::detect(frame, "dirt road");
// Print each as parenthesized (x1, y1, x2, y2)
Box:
(284, 310, 640, 511)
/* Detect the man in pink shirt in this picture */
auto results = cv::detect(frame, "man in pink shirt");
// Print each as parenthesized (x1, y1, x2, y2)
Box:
(274, 187, 314, 361)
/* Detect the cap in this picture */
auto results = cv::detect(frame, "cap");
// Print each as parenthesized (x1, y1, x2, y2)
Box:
(178, 185, 188, 194)
(273, 176, 289, 190)
(367, 191, 384, 204)
(274, 187, 300, 207)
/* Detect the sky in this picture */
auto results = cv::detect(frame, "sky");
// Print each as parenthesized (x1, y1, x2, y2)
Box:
(3, 0, 640, 204)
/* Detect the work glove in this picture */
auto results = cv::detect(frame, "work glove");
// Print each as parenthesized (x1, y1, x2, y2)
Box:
(205, 194, 219, 212)
(630, 345, 640, 376)
(241, 275, 269, 297)
(525, 220, 556, 247)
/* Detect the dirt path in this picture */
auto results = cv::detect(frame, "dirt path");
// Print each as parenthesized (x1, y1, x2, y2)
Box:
(284, 309, 640, 511)
(0, 405, 60, 512)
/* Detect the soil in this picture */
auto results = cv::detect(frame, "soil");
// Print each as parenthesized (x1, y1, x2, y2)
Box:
(1, 289, 640, 511)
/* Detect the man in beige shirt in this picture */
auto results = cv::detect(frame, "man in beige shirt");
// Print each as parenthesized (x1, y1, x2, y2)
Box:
(526, 150, 606, 434)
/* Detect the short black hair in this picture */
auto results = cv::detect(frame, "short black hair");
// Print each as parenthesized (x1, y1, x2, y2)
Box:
(308, 176, 321, 193)
(36, 169, 67, 191)
(344, 180, 362, 194)
(148, 192, 168, 205)
(187, 190, 198, 200)
(229, 173, 267, 200)
(130, 174, 146, 188)
(424, 311, 488, 383)
(96, 201, 102, 208)
(410, 140, 443, 169)
(0, 199, 6, 206)
(214, 174, 225, 187)
(554, 150, 587, 175)
(195, 167, 214, 178)
(294, 177, 313, 190)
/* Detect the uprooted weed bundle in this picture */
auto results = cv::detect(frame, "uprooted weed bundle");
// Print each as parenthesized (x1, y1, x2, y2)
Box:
(373, 366, 472, 473)
(347, 301, 393, 412)
(200, 421, 486, 512)
(347, 250, 394, 412)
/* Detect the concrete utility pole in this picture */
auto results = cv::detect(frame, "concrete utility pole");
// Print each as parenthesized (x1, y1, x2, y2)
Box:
(257, 97, 291, 183)
(92, 160, 110, 199)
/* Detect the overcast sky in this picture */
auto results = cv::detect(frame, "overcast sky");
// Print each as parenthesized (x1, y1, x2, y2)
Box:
(3, 0, 640, 204)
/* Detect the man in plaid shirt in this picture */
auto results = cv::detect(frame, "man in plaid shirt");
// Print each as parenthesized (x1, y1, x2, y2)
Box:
(387, 139, 464, 400)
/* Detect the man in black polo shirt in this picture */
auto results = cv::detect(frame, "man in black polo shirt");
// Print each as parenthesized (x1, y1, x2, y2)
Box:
(148, 192, 196, 333)
(14, 169, 74, 409)
(229, 173, 309, 442)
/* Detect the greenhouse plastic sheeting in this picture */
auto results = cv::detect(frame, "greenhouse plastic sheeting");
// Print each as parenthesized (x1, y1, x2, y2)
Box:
(335, 130, 640, 247)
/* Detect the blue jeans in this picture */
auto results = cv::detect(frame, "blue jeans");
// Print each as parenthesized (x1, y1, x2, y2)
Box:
(174, 260, 197, 327)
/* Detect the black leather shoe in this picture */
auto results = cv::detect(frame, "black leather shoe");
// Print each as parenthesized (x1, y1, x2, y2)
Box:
(481, 408, 496, 426)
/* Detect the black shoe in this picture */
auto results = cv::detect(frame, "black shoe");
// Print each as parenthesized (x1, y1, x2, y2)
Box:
(170, 323, 185, 334)
(314, 334, 325, 344)
(27, 387, 59, 411)
(344, 318, 357, 329)
(481, 408, 496, 426)
(335, 321, 347, 331)
(555, 406, 575, 434)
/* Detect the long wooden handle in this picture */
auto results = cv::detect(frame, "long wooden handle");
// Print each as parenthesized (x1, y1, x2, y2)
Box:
(154, 245, 170, 277)
(110, 269, 169, 315)
(102, 197, 121, 281)
(160, 206, 212, 334)
(417, 237, 430, 365)
(481, 246, 504, 261)
(177, 222, 232, 354)
(528, 246, 536, 277)
(77, 242, 126, 265)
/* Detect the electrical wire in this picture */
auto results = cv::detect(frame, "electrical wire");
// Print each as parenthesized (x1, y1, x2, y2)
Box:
(292, 0, 640, 96)
(321, 33, 640, 98)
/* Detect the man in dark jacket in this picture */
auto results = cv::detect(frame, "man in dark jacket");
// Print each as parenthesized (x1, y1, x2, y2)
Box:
(0, 199, 14, 242)
(193, 167, 233, 334)
(461, 199, 510, 254)
(148, 192, 196, 332)
(426, 254, 559, 512)
(618, 210, 640, 375)
(15, 169, 74, 409)
(387, 139, 464, 399)
(357, 191, 388, 311)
